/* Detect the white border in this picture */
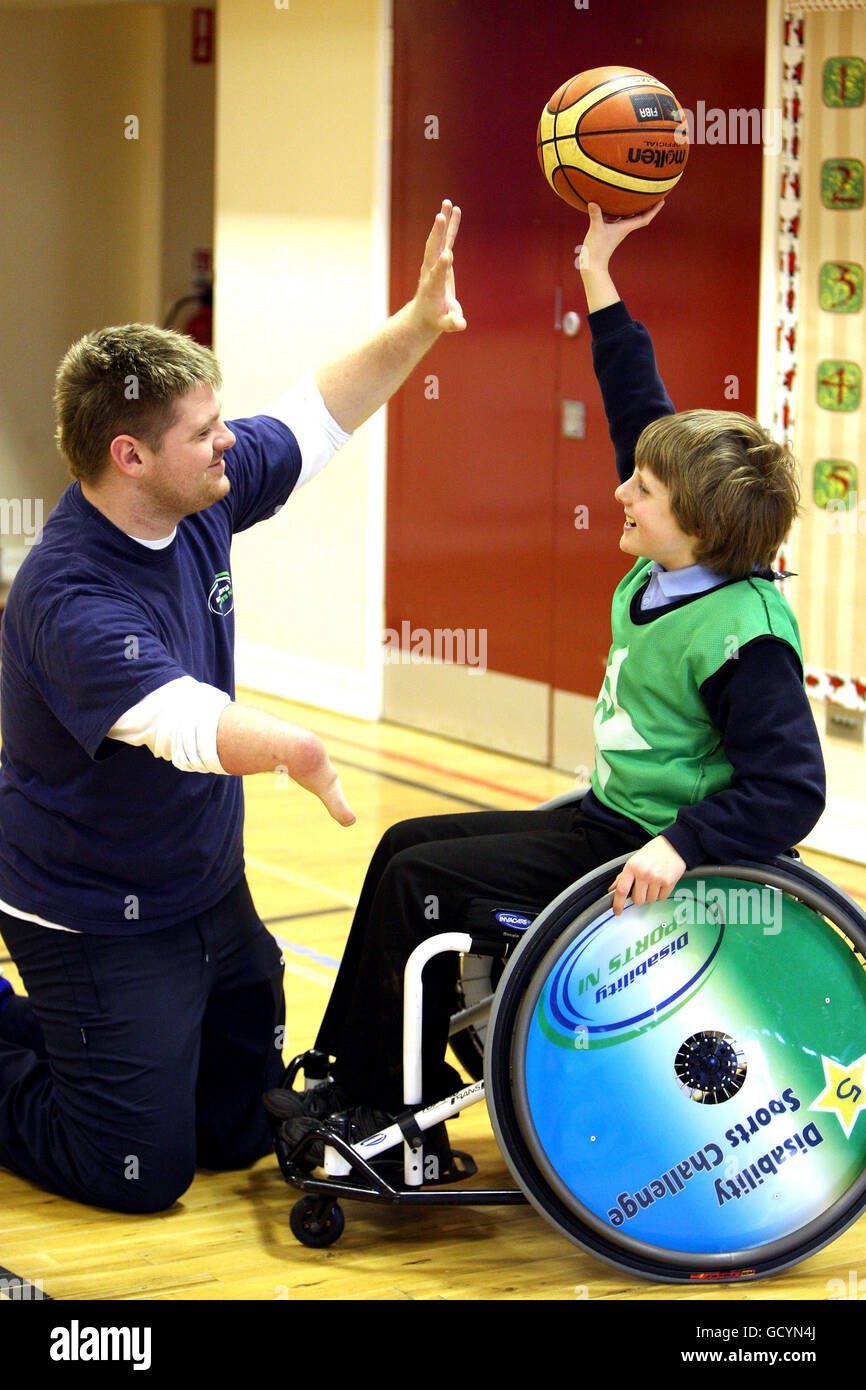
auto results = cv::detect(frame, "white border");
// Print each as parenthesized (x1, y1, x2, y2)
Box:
(757, 0, 786, 432)
(363, 0, 393, 721)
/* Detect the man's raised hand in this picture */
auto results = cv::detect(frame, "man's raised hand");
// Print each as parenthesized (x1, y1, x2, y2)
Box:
(413, 200, 466, 335)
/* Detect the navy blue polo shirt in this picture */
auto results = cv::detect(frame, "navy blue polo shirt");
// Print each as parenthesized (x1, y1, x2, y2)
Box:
(0, 414, 301, 934)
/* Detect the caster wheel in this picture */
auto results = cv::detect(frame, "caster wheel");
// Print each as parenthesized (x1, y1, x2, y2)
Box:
(289, 1195, 345, 1248)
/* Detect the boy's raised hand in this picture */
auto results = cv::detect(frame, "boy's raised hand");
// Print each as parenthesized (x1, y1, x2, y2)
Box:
(580, 200, 665, 268)
(578, 200, 665, 313)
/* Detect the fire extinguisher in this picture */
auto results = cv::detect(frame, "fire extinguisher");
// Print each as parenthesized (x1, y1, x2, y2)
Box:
(163, 284, 212, 347)
(164, 248, 213, 346)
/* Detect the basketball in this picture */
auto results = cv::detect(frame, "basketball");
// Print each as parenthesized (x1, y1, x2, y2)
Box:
(537, 65, 689, 216)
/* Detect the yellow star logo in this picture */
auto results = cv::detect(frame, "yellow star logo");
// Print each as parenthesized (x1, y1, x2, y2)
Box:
(810, 1054, 866, 1138)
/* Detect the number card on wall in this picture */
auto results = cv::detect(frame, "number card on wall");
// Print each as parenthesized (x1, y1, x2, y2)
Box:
(772, 7, 866, 712)
(820, 261, 864, 311)
(822, 56, 865, 105)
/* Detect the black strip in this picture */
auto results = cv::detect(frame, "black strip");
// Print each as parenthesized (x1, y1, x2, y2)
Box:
(627, 570, 779, 626)
(395, 1109, 424, 1150)
(538, 127, 680, 145)
(571, 125, 684, 136)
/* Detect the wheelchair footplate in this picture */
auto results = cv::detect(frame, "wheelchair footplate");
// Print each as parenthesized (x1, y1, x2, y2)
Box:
(270, 1065, 526, 1249)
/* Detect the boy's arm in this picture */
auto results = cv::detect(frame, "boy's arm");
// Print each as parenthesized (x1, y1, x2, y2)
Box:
(662, 638, 825, 863)
(579, 202, 674, 481)
(609, 835, 686, 916)
(578, 201, 663, 314)
(609, 639, 825, 912)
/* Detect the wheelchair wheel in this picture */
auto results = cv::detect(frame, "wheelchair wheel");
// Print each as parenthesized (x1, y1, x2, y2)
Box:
(486, 856, 866, 1283)
(290, 1195, 345, 1248)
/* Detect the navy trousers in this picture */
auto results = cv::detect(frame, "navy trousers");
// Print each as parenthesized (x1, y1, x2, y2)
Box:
(0, 877, 284, 1213)
(316, 803, 647, 1110)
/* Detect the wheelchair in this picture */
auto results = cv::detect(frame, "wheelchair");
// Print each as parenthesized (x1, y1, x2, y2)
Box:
(271, 794, 866, 1284)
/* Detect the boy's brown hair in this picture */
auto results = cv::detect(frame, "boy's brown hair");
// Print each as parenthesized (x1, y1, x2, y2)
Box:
(636, 410, 800, 578)
(54, 324, 222, 483)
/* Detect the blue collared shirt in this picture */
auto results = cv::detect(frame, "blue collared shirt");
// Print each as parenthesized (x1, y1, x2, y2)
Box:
(641, 561, 727, 610)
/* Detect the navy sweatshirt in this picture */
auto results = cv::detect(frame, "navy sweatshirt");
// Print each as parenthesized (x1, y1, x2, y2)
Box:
(0, 415, 301, 933)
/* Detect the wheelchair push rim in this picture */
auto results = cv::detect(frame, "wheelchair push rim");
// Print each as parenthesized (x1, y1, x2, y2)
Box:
(485, 856, 866, 1284)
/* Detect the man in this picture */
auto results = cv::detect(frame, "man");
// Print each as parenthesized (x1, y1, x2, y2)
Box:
(0, 201, 464, 1213)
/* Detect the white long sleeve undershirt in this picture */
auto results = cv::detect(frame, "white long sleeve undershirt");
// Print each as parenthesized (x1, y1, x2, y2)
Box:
(109, 376, 351, 774)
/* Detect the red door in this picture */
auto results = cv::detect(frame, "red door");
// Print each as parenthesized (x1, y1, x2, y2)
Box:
(387, 0, 767, 749)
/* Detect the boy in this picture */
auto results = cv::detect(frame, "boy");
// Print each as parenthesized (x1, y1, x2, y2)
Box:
(271, 201, 825, 1164)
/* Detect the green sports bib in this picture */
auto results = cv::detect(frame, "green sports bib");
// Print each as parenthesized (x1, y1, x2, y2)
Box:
(590, 560, 803, 836)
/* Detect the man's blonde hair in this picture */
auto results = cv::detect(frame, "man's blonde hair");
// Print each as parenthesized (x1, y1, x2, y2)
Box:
(636, 410, 800, 578)
(54, 324, 222, 482)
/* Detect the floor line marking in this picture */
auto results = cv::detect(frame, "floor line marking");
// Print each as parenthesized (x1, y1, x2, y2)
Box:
(324, 736, 552, 803)
(280, 960, 336, 989)
(244, 856, 358, 907)
(273, 936, 341, 971)
(330, 756, 497, 809)
(264, 907, 353, 926)
(0, 1264, 51, 1301)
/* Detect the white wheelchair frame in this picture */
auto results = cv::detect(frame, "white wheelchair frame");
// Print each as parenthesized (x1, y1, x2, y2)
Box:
(321, 929, 495, 1187)
(280, 789, 586, 1211)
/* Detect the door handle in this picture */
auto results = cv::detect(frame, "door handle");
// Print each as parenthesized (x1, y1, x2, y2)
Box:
(554, 290, 581, 337)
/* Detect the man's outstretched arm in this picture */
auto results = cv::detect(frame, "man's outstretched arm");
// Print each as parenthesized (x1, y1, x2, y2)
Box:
(313, 200, 466, 434)
(109, 679, 355, 827)
(217, 702, 354, 826)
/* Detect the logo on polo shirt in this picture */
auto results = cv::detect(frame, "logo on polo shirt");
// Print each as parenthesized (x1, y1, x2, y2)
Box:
(208, 571, 233, 616)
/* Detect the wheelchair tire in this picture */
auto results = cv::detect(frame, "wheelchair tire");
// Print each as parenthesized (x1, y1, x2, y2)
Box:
(486, 855, 866, 1284)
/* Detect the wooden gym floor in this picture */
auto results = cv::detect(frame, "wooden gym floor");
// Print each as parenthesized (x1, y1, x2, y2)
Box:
(1, 689, 865, 1304)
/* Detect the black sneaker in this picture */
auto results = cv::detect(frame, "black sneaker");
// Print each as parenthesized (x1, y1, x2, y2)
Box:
(279, 1101, 394, 1168)
(263, 1079, 351, 1125)
(278, 1105, 471, 1184)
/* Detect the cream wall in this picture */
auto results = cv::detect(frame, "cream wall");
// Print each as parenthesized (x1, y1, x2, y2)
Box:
(0, 1, 213, 580)
(161, 4, 216, 322)
(0, 3, 165, 571)
(214, 0, 391, 719)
